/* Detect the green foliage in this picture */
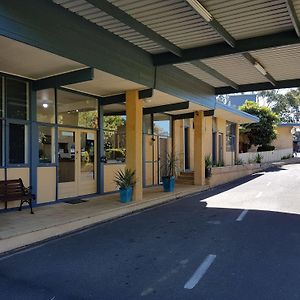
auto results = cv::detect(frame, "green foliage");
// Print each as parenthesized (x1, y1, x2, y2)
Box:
(255, 153, 263, 164)
(214, 160, 224, 167)
(105, 149, 125, 161)
(205, 155, 212, 168)
(103, 116, 125, 131)
(235, 158, 244, 165)
(240, 101, 279, 147)
(161, 154, 179, 178)
(258, 89, 300, 122)
(257, 145, 275, 152)
(281, 154, 292, 160)
(114, 168, 136, 189)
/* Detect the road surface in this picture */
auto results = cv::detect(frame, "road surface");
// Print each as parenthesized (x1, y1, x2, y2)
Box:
(1, 162, 300, 299)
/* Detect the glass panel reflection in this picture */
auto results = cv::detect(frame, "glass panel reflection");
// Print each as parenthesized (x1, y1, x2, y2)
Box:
(58, 130, 75, 183)
(80, 132, 95, 181)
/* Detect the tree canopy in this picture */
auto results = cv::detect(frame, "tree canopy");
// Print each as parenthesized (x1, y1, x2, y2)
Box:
(240, 101, 279, 148)
(258, 89, 300, 122)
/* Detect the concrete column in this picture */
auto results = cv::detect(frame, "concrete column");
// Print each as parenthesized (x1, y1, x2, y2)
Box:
(126, 90, 143, 201)
(194, 111, 205, 186)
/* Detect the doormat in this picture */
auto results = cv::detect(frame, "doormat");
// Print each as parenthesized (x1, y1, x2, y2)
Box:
(64, 199, 87, 205)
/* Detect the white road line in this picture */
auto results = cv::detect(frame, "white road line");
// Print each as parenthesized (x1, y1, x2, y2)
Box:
(184, 254, 216, 290)
(236, 210, 248, 222)
(255, 191, 262, 198)
(267, 182, 271, 187)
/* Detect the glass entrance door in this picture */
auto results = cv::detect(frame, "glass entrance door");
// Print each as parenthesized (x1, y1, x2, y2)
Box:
(58, 128, 97, 199)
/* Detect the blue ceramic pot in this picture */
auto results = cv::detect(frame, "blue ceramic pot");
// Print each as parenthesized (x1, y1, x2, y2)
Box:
(162, 176, 175, 192)
(119, 186, 133, 203)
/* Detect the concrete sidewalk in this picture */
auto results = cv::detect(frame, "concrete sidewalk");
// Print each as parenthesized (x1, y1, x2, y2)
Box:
(0, 184, 208, 254)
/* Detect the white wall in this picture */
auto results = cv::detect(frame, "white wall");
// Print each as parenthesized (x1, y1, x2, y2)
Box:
(239, 148, 293, 163)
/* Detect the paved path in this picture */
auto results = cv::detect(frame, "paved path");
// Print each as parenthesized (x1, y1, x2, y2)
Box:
(1, 162, 300, 299)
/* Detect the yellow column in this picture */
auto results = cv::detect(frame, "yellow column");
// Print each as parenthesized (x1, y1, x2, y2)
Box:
(126, 90, 143, 201)
(194, 111, 205, 185)
(236, 124, 240, 159)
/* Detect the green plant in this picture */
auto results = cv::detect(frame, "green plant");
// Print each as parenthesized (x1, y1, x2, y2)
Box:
(205, 155, 212, 168)
(255, 153, 263, 164)
(114, 168, 136, 189)
(214, 160, 224, 167)
(162, 154, 179, 178)
(205, 155, 213, 178)
(235, 158, 244, 165)
(240, 101, 279, 148)
(281, 154, 292, 160)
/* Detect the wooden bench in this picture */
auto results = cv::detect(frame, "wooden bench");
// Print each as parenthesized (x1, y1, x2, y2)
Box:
(0, 178, 34, 214)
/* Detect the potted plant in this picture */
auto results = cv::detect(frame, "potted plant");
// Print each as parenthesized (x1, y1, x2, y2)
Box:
(161, 154, 178, 192)
(205, 155, 212, 178)
(114, 168, 136, 203)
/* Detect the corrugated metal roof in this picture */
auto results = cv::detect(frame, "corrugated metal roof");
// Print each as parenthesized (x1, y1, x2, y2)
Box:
(53, 0, 165, 53)
(203, 54, 267, 85)
(109, 0, 222, 49)
(200, 0, 293, 39)
(174, 62, 225, 87)
(250, 44, 300, 81)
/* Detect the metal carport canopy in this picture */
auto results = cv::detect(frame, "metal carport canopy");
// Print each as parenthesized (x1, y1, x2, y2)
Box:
(2, 0, 300, 97)
(51, 0, 300, 94)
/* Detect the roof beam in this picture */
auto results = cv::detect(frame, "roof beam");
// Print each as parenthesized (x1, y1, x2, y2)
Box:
(153, 30, 300, 66)
(33, 68, 94, 90)
(86, 0, 182, 57)
(286, 0, 300, 37)
(191, 61, 238, 90)
(101, 89, 153, 105)
(242, 53, 277, 86)
(143, 102, 189, 115)
(185, 0, 235, 47)
(215, 78, 300, 95)
(104, 101, 189, 116)
(172, 112, 194, 120)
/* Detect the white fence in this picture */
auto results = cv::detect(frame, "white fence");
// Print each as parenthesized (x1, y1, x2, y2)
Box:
(239, 148, 293, 164)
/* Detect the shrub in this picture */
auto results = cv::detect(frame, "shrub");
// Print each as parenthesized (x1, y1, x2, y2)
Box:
(257, 145, 275, 152)
(255, 153, 263, 163)
(235, 158, 244, 165)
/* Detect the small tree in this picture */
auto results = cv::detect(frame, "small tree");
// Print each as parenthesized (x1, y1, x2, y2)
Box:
(240, 101, 279, 149)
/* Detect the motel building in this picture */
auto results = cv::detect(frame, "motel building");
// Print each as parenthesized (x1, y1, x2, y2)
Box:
(1, 0, 300, 209)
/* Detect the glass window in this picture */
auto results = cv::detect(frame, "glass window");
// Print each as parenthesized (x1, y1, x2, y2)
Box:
(143, 114, 152, 134)
(9, 123, 27, 164)
(57, 89, 98, 128)
(6, 78, 28, 120)
(39, 126, 55, 164)
(153, 114, 171, 136)
(0, 77, 3, 118)
(226, 122, 236, 152)
(0, 121, 3, 166)
(58, 130, 75, 183)
(37, 89, 55, 123)
(104, 130, 126, 163)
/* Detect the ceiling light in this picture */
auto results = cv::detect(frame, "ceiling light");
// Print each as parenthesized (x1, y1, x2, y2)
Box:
(42, 103, 48, 108)
(254, 62, 267, 76)
(186, 0, 213, 22)
(76, 109, 79, 112)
